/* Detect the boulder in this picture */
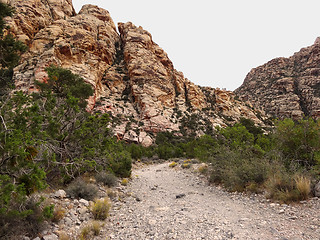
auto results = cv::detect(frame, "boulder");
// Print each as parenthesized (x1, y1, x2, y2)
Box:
(314, 181, 320, 197)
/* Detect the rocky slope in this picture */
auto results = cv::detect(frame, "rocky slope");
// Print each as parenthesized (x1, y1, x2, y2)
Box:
(4, 0, 267, 145)
(236, 38, 320, 119)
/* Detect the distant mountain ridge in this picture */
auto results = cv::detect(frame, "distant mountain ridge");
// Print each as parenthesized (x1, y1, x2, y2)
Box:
(236, 37, 320, 119)
(4, 0, 267, 145)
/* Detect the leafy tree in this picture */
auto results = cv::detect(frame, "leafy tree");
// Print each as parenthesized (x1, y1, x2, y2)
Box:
(219, 123, 254, 150)
(0, 2, 26, 95)
(239, 117, 263, 141)
(274, 118, 320, 168)
(0, 66, 132, 237)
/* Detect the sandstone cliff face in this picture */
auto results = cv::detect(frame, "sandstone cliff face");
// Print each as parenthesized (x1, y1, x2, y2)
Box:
(236, 39, 320, 119)
(5, 0, 266, 146)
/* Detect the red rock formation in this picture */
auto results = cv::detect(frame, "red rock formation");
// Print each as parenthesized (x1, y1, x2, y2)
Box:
(5, 0, 266, 146)
(236, 39, 320, 119)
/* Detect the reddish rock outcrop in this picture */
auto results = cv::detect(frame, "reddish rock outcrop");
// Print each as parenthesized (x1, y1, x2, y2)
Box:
(5, 0, 267, 146)
(236, 39, 320, 119)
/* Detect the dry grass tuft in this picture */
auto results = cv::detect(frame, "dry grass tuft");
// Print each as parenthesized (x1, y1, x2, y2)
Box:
(294, 175, 311, 200)
(91, 198, 111, 220)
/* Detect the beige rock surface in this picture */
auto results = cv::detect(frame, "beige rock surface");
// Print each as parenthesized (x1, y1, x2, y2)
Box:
(6, 0, 267, 145)
(236, 38, 320, 119)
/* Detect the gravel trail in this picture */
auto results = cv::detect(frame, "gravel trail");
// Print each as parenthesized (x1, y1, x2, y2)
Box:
(106, 162, 320, 239)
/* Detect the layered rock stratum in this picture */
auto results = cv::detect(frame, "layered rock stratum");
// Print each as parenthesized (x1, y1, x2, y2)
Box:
(4, 0, 267, 145)
(236, 38, 320, 119)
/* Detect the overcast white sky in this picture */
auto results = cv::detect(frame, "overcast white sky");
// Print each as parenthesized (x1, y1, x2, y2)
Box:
(73, 0, 320, 91)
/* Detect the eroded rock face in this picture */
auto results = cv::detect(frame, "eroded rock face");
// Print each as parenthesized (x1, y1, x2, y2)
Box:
(3, 0, 75, 45)
(13, 3, 120, 108)
(236, 39, 320, 119)
(6, 0, 266, 146)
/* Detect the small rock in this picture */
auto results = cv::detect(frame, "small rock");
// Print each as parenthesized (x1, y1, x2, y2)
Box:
(78, 206, 88, 215)
(42, 234, 58, 240)
(314, 181, 320, 197)
(64, 217, 72, 226)
(148, 219, 157, 225)
(136, 197, 141, 202)
(279, 209, 285, 214)
(79, 199, 89, 206)
(176, 193, 186, 199)
(54, 189, 66, 199)
(33, 238, 41, 240)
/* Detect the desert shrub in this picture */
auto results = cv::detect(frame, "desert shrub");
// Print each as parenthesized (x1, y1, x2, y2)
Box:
(91, 221, 101, 235)
(91, 198, 111, 220)
(58, 232, 70, 240)
(274, 118, 320, 168)
(295, 175, 311, 200)
(169, 162, 177, 168)
(181, 163, 191, 169)
(198, 164, 208, 174)
(128, 143, 143, 160)
(106, 189, 117, 199)
(264, 170, 311, 203)
(121, 178, 129, 186)
(105, 146, 132, 178)
(52, 205, 66, 223)
(208, 147, 270, 192)
(79, 221, 101, 240)
(95, 171, 117, 187)
(66, 178, 98, 201)
(0, 194, 51, 239)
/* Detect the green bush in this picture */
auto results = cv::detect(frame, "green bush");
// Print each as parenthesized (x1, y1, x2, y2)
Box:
(66, 178, 98, 201)
(208, 147, 270, 192)
(128, 144, 143, 160)
(274, 118, 320, 168)
(95, 171, 117, 187)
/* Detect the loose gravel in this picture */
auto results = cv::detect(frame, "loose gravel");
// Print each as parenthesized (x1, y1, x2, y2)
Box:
(105, 162, 320, 240)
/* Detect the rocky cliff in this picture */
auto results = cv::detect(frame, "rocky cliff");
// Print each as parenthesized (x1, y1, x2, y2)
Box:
(4, 0, 266, 145)
(236, 38, 320, 119)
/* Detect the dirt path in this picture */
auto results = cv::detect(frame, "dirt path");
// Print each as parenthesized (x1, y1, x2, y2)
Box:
(105, 162, 320, 239)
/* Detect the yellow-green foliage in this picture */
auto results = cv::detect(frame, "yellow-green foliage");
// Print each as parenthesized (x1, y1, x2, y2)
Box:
(169, 162, 177, 168)
(183, 159, 192, 163)
(121, 178, 129, 186)
(53, 205, 66, 223)
(295, 175, 311, 200)
(181, 163, 191, 169)
(91, 198, 111, 220)
(265, 172, 311, 203)
(91, 221, 101, 236)
(107, 188, 117, 199)
(198, 165, 208, 174)
(59, 232, 70, 240)
(78, 221, 101, 240)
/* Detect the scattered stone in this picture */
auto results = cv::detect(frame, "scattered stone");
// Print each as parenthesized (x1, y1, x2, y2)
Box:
(79, 199, 89, 207)
(176, 193, 186, 199)
(42, 234, 58, 240)
(54, 189, 66, 199)
(314, 181, 320, 197)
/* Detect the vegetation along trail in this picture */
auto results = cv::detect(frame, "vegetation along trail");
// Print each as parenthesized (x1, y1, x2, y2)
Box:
(106, 162, 320, 240)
